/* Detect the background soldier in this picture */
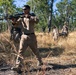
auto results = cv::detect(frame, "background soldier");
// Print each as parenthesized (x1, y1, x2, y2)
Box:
(52, 26, 59, 41)
(9, 15, 22, 42)
(61, 22, 68, 37)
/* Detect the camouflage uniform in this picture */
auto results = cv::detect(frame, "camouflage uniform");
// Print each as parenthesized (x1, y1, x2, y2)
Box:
(16, 5, 43, 69)
(52, 26, 59, 41)
(61, 22, 68, 36)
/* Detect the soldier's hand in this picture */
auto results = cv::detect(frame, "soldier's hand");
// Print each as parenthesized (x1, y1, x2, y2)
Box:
(30, 16, 37, 21)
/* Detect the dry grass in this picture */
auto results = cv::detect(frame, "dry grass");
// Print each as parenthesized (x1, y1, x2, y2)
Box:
(0, 31, 76, 74)
(35, 31, 76, 65)
(0, 31, 19, 65)
(0, 31, 76, 58)
(36, 31, 76, 54)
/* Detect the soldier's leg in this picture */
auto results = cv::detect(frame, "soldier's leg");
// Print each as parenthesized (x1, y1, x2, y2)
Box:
(12, 35, 25, 72)
(29, 37, 43, 66)
(16, 34, 28, 67)
(19, 35, 30, 73)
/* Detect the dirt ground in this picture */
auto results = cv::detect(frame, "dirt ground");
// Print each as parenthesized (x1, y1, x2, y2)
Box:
(22, 55, 76, 75)
(0, 56, 76, 75)
(0, 44, 76, 75)
(0, 67, 76, 75)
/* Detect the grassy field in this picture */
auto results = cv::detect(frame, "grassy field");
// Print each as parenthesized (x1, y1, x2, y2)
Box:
(0, 31, 76, 62)
(0, 31, 76, 75)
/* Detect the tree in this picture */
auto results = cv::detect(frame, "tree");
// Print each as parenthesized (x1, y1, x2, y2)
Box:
(56, 0, 76, 30)
(0, 0, 16, 31)
(48, 0, 54, 32)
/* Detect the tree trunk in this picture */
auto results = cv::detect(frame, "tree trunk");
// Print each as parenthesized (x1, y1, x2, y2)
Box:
(48, 0, 54, 32)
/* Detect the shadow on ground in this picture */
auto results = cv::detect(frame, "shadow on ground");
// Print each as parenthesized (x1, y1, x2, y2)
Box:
(48, 63, 76, 70)
(28, 63, 76, 73)
(18, 46, 64, 57)
(0, 62, 76, 74)
(38, 47, 64, 57)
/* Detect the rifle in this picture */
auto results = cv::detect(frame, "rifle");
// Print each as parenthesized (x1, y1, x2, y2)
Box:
(0, 12, 35, 20)
(8, 13, 24, 20)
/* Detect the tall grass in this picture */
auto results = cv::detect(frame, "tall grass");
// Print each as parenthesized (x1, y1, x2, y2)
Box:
(36, 32, 76, 54)
(0, 31, 76, 56)
(0, 31, 76, 65)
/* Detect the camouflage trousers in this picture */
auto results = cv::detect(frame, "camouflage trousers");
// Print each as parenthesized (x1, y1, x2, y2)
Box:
(16, 33, 42, 68)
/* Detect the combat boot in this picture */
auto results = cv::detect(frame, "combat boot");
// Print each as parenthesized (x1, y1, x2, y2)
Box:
(37, 59, 43, 66)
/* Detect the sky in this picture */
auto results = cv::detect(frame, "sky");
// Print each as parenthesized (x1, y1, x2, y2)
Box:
(14, 0, 61, 10)
(14, 0, 28, 7)
(53, 0, 61, 10)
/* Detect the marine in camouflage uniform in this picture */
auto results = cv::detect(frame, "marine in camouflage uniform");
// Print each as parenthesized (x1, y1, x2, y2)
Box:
(52, 26, 59, 41)
(15, 5, 43, 71)
(61, 22, 68, 36)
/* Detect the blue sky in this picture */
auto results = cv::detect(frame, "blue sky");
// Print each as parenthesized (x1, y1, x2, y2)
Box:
(14, 0, 61, 10)
(14, 0, 28, 7)
(53, 0, 61, 10)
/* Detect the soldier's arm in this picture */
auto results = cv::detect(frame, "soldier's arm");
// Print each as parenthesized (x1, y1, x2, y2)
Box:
(14, 18, 22, 25)
(30, 16, 39, 24)
(17, 18, 22, 22)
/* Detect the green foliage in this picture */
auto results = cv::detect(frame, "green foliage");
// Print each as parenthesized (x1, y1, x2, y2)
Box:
(56, 0, 76, 30)
(0, 21, 7, 32)
(0, 0, 16, 14)
(0, 0, 76, 32)
(0, 0, 17, 32)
